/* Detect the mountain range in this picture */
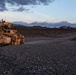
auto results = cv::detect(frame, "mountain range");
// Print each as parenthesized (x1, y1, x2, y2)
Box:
(0, 19, 76, 28)
(12, 21, 76, 28)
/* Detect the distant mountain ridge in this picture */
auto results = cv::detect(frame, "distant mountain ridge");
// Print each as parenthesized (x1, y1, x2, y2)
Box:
(12, 21, 28, 26)
(12, 21, 76, 28)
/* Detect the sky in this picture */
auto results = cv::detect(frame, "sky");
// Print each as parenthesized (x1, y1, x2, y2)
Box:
(0, 0, 76, 23)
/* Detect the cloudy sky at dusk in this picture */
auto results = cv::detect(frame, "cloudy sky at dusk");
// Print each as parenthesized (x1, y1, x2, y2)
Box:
(0, 0, 76, 23)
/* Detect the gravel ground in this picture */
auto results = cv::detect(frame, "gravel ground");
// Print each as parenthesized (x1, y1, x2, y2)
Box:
(0, 36, 76, 75)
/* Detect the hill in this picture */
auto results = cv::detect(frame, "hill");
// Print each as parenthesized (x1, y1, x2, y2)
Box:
(12, 25, 76, 37)
(12, 21, 76, 28)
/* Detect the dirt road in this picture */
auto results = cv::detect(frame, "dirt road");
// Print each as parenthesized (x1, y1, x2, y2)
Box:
(25, 34, 76, 44)
(0, 34, 76, 75)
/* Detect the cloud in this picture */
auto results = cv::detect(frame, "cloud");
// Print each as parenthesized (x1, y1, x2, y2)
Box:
(0, 0, 54, 11)
(7, 0, 53, 5)
(13, 7, 29, 11)
(0, 0, 7, 11)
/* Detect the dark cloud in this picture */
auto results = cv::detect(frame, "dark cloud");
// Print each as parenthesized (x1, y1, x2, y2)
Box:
(12, 7, 25, 11)
(13, 7, 30, 12)
(0, 0, 6, 11)
(16, 7, 26, 11)
(0, 0, 54, 11)
(7, 0, 53, 5)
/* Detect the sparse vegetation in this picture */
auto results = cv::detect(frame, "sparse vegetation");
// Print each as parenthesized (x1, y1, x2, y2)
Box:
(13, 25, 76, 37)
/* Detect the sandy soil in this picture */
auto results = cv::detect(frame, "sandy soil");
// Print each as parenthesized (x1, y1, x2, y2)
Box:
(0, 34, 76, 75)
